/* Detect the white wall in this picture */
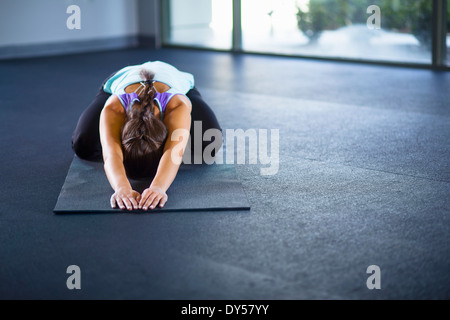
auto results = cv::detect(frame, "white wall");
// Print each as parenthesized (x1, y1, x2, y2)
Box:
(0, 0, 142, 47)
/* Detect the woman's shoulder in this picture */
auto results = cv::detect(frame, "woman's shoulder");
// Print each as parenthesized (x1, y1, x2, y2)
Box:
(103, 94, 127, 115)
(164, 93, 192, 112)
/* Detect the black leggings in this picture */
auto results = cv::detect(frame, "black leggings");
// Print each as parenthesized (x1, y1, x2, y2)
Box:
(72, 73, 222, 162)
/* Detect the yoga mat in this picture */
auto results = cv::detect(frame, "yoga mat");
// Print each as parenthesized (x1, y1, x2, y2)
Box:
(54, 156, 250, 213)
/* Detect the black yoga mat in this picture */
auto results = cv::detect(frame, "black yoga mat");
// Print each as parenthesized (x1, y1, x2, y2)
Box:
(54, 156, 251, 213)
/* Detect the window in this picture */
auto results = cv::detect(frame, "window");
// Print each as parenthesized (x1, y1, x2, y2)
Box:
(162, 0, 232, 50)
(161, 0, 449, 68)
(241, 0, 432, 63)
(447, 0, 450, 65)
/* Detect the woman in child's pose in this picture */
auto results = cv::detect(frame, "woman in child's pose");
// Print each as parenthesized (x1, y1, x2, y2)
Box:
(72, 60, 222, 211)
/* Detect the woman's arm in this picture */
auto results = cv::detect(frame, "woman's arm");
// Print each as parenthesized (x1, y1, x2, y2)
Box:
(139, 95, 192, 210)
(100, 95, 141, 211)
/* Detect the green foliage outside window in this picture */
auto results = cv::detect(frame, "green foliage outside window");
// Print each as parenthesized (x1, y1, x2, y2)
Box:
(296, 0, 445, 48)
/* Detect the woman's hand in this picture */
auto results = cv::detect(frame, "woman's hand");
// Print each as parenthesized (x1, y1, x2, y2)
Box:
(110, 187, 141, 211)
(139, 187, 168, 210)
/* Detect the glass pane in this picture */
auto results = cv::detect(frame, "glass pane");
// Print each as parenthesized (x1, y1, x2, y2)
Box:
(447, 0, 450, 65)
(241, 0, 432, 64)
(164, 0, 232, 50)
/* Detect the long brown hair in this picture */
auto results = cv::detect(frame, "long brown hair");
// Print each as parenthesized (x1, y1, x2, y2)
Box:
(121, 69, 168, 178)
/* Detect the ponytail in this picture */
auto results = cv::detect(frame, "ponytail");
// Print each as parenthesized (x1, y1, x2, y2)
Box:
(137, 69, 156, 118)
(121, 68, 168, 178)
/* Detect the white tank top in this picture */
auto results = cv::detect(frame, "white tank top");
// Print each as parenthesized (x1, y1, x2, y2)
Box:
(103, 60, 195, 95)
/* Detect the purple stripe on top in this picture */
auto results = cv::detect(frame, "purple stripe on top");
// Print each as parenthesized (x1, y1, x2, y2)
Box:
(117, 91, 184, 119)
(154, 91, 175, 113)
(118, 92, 140, 111)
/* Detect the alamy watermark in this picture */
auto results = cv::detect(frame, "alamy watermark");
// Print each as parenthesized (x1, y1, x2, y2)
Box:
(366, 265, 381, 290)
(367, 5, 381, 30)
(66, 265, 81, 290)
(66, 5, 81, 30)
(170, 122, 280, 176)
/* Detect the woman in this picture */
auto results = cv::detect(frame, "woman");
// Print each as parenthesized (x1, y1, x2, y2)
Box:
(72, 60, 222, 211)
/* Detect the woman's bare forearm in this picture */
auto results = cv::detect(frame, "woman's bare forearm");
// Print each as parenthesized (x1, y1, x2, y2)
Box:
(99, 98, 131, 194)
(104, 155, 132, 192)
(150, 149, 181, 192)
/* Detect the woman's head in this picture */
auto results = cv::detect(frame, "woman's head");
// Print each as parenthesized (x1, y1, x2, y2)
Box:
(121, 69, 168, 178)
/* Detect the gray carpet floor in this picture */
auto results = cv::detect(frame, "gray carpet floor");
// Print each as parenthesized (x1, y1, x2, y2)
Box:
(0, 47, 449, 299)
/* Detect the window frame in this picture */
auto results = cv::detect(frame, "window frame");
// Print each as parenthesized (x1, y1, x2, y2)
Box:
(159, 0, 449, 70)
